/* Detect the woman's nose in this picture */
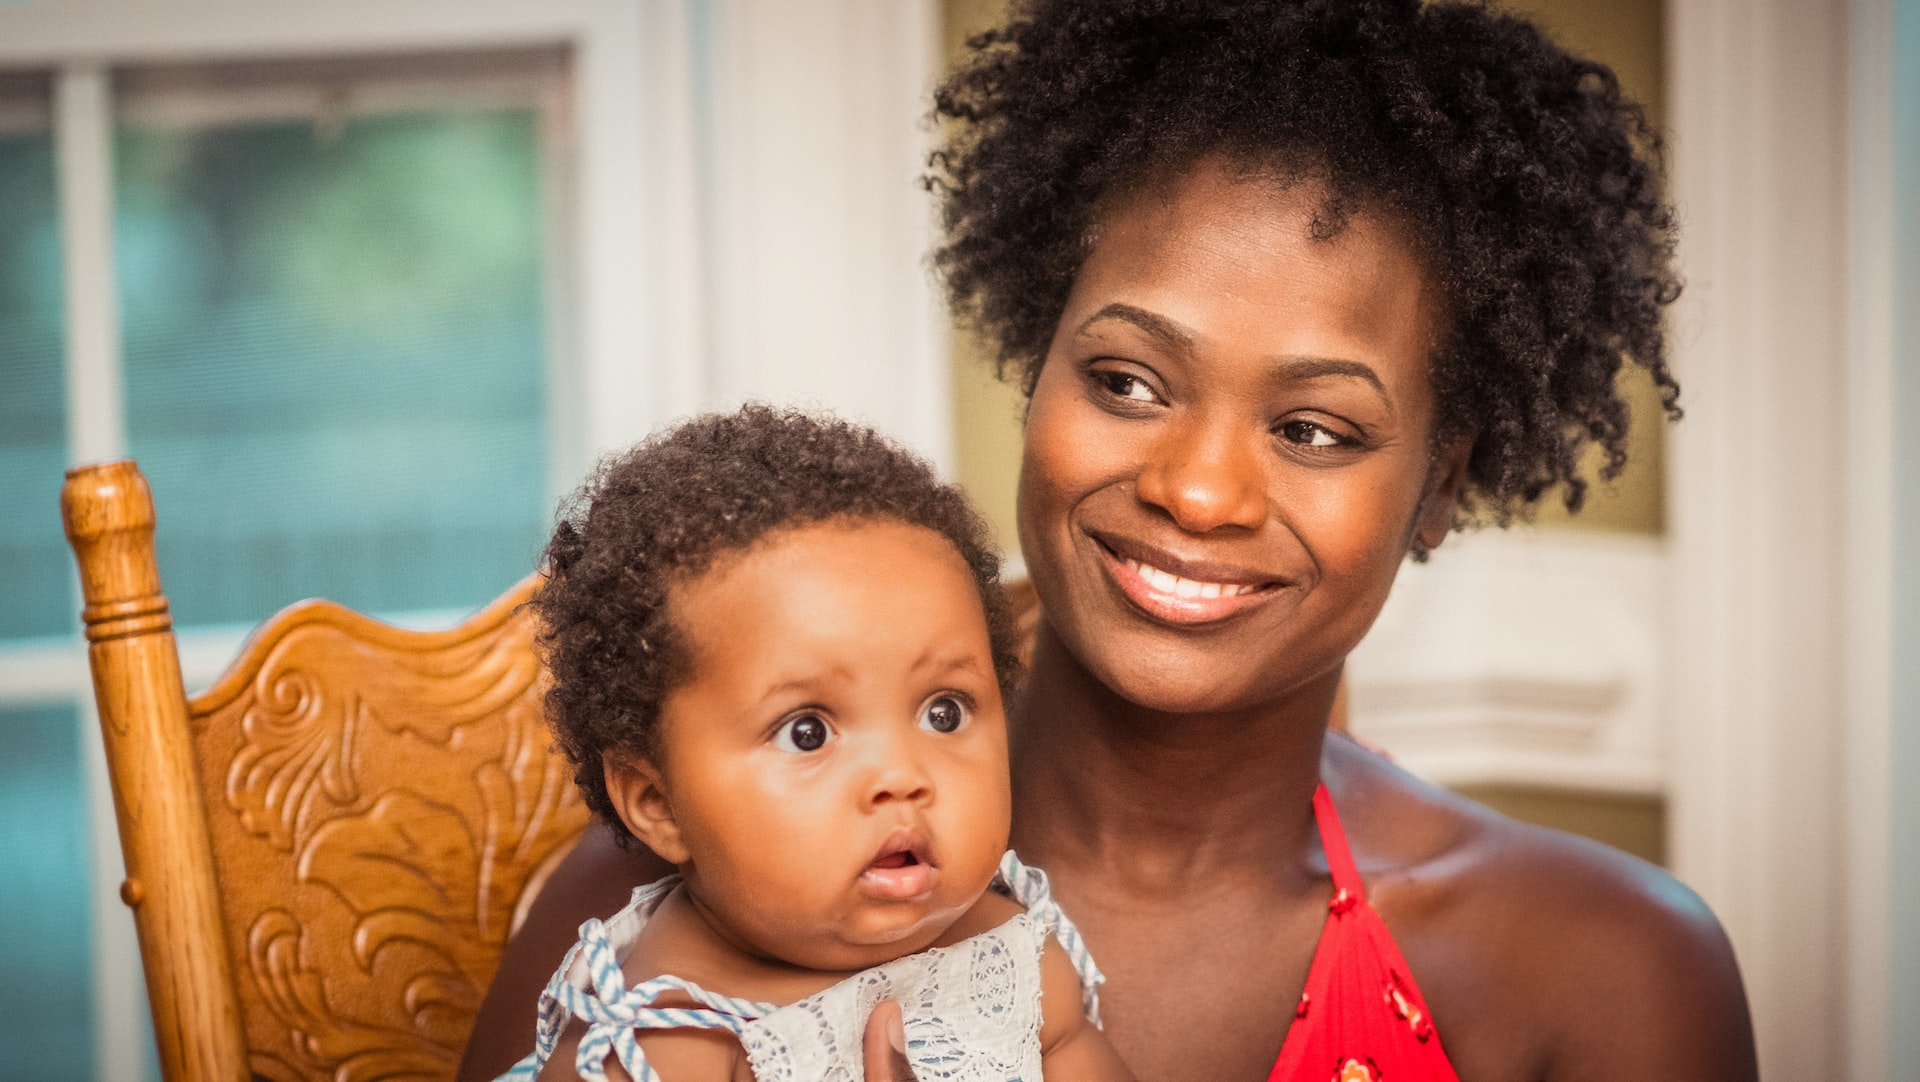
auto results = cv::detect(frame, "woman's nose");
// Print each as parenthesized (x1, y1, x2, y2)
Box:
(1135, 418, 1269, 533)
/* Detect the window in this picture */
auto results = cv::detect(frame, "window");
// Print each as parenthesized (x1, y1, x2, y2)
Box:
(0, 49, 573, 1080)
(111, 51, 567, 626)
(0, 72, 67, 641)
(0, 72, 95, 1078)
(0, 703, 92, 1080)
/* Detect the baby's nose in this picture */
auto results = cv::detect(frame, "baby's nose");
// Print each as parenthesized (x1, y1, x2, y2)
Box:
(864, 739, 933, 806)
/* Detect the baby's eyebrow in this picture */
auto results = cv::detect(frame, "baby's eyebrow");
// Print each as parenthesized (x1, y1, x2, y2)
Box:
(909, 646, 994, 676)
(756, 678, 816, 700)
(749, 667, 854, 708)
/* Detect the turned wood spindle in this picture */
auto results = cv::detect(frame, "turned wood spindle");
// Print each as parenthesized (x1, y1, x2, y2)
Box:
(61, 460, 251, 1082)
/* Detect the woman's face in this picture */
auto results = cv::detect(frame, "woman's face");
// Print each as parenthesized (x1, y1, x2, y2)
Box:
(1018, 159, 1461, 716)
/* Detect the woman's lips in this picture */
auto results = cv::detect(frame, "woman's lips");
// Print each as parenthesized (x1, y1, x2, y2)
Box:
(1095, 538, 1280, 625)
(859, 833, 937, 901)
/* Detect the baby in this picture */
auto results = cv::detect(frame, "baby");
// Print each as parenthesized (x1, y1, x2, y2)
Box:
(507, 406, 1131, 1082)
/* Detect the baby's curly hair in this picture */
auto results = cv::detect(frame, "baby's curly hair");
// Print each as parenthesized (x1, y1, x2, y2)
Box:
(931, 0, 1681, 523)
(534, 405, 1018, 841)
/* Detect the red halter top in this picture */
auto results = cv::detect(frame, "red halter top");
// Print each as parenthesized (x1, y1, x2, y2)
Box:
(1266, 785, 1462, 1082)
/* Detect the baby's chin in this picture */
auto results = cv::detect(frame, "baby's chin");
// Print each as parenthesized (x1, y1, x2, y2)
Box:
(750, 893, 985, 973)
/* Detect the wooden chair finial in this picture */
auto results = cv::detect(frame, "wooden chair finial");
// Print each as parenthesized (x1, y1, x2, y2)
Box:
(62, 459, 174, 642)
(60, 459, 252, 1082)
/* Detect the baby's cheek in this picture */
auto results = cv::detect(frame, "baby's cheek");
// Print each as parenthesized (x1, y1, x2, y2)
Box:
(948, 805, 1013, 896)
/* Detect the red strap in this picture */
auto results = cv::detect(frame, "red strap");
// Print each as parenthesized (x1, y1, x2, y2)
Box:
(1269, 785, 1464, 1082)
(1312, 783, 1366, 897)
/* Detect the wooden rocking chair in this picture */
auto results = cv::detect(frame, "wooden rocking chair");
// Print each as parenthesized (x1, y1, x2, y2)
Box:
(61, 460, 590, 1082)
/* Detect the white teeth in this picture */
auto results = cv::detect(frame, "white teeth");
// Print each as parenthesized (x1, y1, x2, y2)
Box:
(1124, 557, 1257, 600)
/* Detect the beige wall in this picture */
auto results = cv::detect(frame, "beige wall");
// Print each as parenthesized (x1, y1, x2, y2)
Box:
(942, 0, 1671, 552)
(944, 0, 1032, 556)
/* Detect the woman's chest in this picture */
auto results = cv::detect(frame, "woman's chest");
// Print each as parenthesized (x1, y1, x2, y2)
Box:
(1071, 887, 1330, 1082)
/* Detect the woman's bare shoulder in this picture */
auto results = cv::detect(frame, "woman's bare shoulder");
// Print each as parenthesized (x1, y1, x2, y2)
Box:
(1325, 732, 1711, 925)
(1326, 735, 1757, 1080)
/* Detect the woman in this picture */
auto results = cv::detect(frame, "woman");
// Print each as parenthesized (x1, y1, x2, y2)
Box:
(462, 1, 1756, 1078)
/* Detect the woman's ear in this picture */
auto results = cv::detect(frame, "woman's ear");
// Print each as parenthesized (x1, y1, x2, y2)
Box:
(604, 753, 689, 865)
(1414, 435, 1473, 553)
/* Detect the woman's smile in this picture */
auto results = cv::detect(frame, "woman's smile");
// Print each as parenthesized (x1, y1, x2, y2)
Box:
(1091, 532, 1285, 626)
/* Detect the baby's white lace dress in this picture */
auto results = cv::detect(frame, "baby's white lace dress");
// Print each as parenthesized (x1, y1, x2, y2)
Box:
(497, 851, 1104, 1082)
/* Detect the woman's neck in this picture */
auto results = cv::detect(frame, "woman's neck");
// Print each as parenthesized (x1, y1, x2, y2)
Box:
(1007, 623, 1337, 894)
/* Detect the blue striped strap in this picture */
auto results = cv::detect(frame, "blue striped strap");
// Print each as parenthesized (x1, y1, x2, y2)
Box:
(997, 850, 1107, 1026)
(544, 904, 779, 1082)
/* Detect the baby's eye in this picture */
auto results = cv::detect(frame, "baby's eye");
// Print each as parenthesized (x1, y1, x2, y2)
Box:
(773, 713, 833, 753)
(919, 696, 967, 734)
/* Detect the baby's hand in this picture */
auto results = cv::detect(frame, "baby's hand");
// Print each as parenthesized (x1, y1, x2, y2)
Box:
(859, 947, 1134, 1082)
(860, 1000, 916, 1082)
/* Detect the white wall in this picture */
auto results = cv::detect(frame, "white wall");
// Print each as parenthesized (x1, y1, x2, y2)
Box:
(1884, 0, 1920, 1071)
(698, 2, 948, 467)
(1666, 0, 1910, 1075)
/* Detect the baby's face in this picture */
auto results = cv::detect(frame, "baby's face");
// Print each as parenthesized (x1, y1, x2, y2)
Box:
(641, 518, 1011, 972)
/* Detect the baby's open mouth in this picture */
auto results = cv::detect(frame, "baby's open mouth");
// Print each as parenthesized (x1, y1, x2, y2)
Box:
(859, 834, 937, 901)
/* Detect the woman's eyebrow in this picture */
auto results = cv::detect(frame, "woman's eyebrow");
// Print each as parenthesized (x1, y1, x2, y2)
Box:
(1074, 302, 1197, 356)
(1077, 304, 1391, 405)
(1267, 356, 1387, 395)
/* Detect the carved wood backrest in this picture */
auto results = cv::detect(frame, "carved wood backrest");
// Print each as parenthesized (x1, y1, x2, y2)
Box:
(190, 582, 591, 1082)
(61, 460, 590, 1082)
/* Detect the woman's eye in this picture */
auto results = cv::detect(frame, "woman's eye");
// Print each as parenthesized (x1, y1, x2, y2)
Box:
(919, 696, 968, 734)
(1094, 370, 1157, 403)
(773, 714, 833, 753)
(1279, 419, 1346, 448)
